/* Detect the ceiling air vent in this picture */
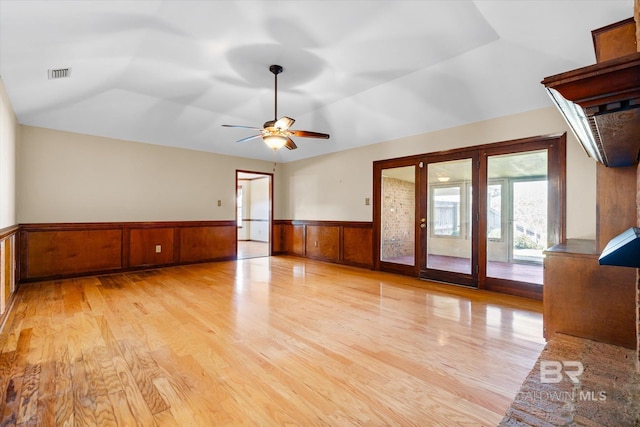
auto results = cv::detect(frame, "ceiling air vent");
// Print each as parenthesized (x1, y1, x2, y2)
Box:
(48, 68, 71, 80)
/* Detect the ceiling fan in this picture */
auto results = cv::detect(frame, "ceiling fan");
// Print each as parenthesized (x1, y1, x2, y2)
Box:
(222, 64, 330, 151)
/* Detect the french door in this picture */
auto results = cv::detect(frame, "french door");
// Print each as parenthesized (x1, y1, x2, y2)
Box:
(374, 159, 419, 276)
(420, 152, 478, 287)
(373, 135, 565, 299)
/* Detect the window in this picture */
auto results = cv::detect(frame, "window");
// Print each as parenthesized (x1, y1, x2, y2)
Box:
(432, 186, 461, 237)
(237, 186, 243, 228)
(487, 183, 502, 241)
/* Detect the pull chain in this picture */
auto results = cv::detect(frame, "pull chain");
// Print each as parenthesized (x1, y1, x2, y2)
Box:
(273, 149, 277, 172)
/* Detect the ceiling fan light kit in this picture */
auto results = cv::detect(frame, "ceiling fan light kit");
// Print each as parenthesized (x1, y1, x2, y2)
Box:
(263, 134, 288, 150)
(223, 64, 329, 152)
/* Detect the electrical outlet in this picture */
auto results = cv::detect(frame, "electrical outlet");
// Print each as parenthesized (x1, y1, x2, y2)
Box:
(217, 200, 221, 207)
(314, 241, 318, 247)
(365, 197, 370, 205)
(155, 245, 161, 253)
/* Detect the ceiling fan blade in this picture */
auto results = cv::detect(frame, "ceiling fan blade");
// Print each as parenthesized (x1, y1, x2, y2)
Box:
(290, 130, 330, 139)
(284, 137, 297, 150)
(274, 116, 295, 130)
(236, 134, 263, 143)
(222, 124, 262, 131)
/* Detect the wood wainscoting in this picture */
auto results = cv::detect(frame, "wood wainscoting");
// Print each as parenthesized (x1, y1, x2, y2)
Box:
(273, 220, 373, 269)
(19, 221, 237, 282)
(0, 225, 18, 329)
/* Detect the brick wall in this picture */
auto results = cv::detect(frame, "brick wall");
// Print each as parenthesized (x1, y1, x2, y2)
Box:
(381, 177, 415, 259)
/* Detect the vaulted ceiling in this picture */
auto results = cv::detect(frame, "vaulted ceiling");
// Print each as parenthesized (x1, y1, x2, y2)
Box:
(0, 1, 633, 162)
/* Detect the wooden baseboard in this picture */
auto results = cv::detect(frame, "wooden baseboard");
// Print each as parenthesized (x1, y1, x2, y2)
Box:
(0, 290, 17, 334)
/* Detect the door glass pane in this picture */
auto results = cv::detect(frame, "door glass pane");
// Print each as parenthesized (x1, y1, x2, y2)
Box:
(513, 180, 547, 263)
(487, 150, 547, 285)
(381, 166, 415, 266)
(427, 159, 472, 274)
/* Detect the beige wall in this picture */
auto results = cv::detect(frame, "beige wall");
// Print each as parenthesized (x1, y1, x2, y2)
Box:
(16, 106, 597, 240)
(17, 126, 276, 223)
(0, 79, 18, 228)
(280, 107, 597, 240)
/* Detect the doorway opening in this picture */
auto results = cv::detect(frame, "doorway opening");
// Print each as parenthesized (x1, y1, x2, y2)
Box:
(236, 171, 273, 259)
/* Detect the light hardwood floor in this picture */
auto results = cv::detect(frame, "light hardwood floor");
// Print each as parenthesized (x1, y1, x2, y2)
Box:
(0, 256, 545, 426)
(237, 241, 269, 260)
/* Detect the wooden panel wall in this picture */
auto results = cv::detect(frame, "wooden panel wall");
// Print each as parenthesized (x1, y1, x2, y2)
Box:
(292, 225, 305, 256)
(180, 225, 237, 262)
(274, 220, 373, 268)
(129, 227, 176, 267)
(22, 228, 122, 278)
(343, 227, 373, 267)
(0, 225, 18, 328)
(19, 221, 236, 281)
(306, 225, 340, 261)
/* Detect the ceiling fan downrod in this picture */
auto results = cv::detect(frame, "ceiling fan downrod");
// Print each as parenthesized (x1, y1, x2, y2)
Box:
(270, 64, 283, 121)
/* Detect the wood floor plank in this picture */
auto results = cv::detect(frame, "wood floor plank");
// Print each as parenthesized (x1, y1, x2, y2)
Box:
(152, 377, 198, 427)
(1, 328, 32, 426)
(149, 347, 241, 426)
(106, 390, 139, 427)
(111, 356, 156, 427)
(16, 362, 40, 424)
(0, 351, 16, 418)
(33, 395, 55, 427)
(82, 348, 117, 426)
(0, 257, 545, 425)
(91, 346, 122, 396)
(117, 340, 169, 415)
(54, 389, 73, 427)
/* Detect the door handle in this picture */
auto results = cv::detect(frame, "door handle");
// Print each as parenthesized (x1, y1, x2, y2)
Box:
(420, 223, 426, 229)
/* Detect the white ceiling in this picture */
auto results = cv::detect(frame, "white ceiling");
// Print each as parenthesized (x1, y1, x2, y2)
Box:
(0, 1, 633, 163)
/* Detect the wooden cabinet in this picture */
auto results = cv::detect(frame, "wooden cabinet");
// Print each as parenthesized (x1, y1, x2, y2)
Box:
(592, 17, 637, 63)
(542, 149, 638, 350)
(543, 239, 636, 349)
